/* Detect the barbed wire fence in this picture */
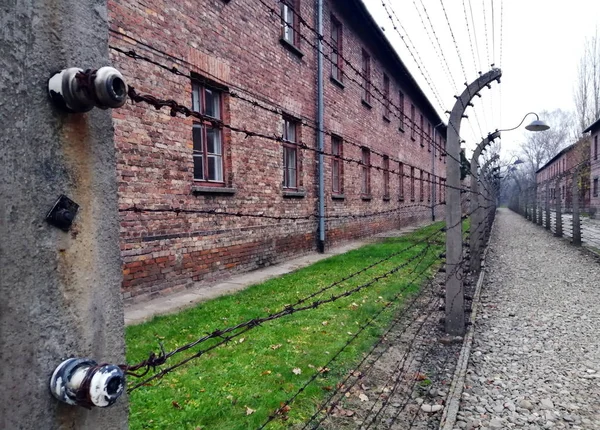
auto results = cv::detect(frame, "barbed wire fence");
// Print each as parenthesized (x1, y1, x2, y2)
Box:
(102, 1, 504, 427)
(509, 158, 600, 252)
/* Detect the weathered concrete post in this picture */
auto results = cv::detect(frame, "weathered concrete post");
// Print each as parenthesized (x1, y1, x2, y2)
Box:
(0, 1, 128, 428)
(469, 132, 500, 273)
(532, 185, 538, 224)
(572, 169, 582, 246)
(555, 177, 563, 237)
(445, 68, 502, 336)
(538, 184, 543, 226)
(545, 183, 551, 230)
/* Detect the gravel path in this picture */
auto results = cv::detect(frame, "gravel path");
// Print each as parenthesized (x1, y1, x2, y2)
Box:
(457, 208, 600, 430)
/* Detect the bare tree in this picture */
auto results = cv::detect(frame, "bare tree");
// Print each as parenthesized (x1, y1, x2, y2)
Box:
(574, 29, 600, 133)
(518, 109, 575, 182)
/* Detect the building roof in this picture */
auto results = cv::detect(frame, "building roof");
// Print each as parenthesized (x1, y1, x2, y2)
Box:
(583, 117, 600, 133)
(536, 143, 577, 174)
(341, 0, 447, 135)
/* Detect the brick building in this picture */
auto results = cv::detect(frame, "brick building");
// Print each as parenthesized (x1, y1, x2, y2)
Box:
(536, 137, 590, 211)
(583, 118, 600, 217)
(108, 0, 448, 303)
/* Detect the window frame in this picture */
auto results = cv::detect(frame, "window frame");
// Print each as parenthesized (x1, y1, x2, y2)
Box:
(281, 0, 300, 48)
(331, 135, 343, 194)
(399, 162, 405, 201)
(192, 82, 225, 186)
(383, 155, 390, 198)
(361, 49, 371, 106)
(419, 170, 424, 201)
(594, 177, 599, 197)
(330, 15, 343, 83)
(361, 147, 371, 196)
(282, 116, 299, 190)
(410, 166, 415, 201)
(383, 74, 390, 121)
(427, 173, 431, 202)
(399, 91, 405, 131)
(420, 114, 424, 147)
(410, 104, 416, 140)
(595, 135, 598, 161)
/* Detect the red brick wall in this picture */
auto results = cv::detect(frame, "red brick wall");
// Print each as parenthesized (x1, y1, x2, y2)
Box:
(109, 0, 447, 303)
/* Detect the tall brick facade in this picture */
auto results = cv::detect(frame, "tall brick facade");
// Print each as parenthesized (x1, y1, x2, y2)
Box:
(536, 138, 590, 211)
(108, 0, 448, 303)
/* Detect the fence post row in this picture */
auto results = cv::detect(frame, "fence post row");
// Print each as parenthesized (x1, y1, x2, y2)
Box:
(572, 167, 582, 246)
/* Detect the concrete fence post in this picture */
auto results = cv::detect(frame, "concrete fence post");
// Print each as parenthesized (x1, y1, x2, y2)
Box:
(0, 1, 128, 428)
(538, 185, 543, 226)
(445, 68, 502, 336)
(545, 183, 551, 230)
(532, 185, 538, 224)
(572, 169, 582, 246)
(555, 178, 563, 237)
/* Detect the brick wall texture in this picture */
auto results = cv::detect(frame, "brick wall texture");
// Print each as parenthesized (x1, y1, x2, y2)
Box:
(108, 0, 448, 303)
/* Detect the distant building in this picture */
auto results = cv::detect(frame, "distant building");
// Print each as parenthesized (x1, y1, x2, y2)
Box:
(535, 138, 590, 212)
(583, 118, 600, 217)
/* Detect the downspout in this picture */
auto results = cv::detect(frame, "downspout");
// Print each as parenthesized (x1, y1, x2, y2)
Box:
(316, 0, 325, 253)
(432, 122, 444, 221)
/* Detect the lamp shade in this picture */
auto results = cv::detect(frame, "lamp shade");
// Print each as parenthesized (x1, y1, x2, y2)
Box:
(525, 119, 550, 131)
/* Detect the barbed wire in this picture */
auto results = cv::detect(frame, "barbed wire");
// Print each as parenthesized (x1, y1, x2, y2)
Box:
(258, 244, 442, 429)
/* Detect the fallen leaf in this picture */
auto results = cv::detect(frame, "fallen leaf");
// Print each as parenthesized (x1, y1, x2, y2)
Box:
(245, 406, 256, 415)
(172, 401, 181, 409)
(322, 321, 328, 325)
(415, 372, 428, 381)
(358, 393, 369, 402)
(318, 367, 330, 374)
(322, 386, 333, 391)
(292, 367, 302, 375)
(238, 338, 245, 343)
(279, 403, 291, 414)
(270, 344, 282, 350)
(261, 370, 272, 376)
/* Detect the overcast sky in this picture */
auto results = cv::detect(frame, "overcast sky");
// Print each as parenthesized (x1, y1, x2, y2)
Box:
(364, 0, 600, 157)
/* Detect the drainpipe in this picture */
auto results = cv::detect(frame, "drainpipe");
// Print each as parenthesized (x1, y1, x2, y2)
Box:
(316, 0, 325, 253)
(432, 122, 444, 221)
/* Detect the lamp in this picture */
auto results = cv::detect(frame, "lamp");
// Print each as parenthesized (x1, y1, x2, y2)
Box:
(498, 112, 550, 133)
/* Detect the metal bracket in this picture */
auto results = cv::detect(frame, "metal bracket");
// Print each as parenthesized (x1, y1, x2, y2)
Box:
(46, 195, 79, 232)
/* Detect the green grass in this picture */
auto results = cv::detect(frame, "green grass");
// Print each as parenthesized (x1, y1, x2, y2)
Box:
(126, 222, 446, 430)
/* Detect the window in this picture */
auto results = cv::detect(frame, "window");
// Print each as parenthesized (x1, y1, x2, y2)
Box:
(283, 117, 298, 189)
(410, 104, 416, 140)
(399, 91, 405, 130)
(331, 135, 343, 193)
(427, 173, 431, 201)
(427, 123, 432, 152)
(595, 135, 598, 161)
(192, 82, 224, 183)
(440, 178, 445, 202)
(399, 162, 405, 201)
(594, 178, 599, 197)
(419, 170, 424, 201)
(362, 50, 371, 105)
(331, 16, 343, 82)
(361, 148, 371, 195)
(420, 114, 424, 147)
(281, 0, 298, 46)
(383, 74, 390, 120)
(410, 167, 415, 201)
(383, 155, 390, 198)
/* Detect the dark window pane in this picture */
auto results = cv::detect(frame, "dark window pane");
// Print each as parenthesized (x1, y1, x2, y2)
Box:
(194, 155, 204, 180)
(193, 124, 204, 152)
(205, 88, 220, 119)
